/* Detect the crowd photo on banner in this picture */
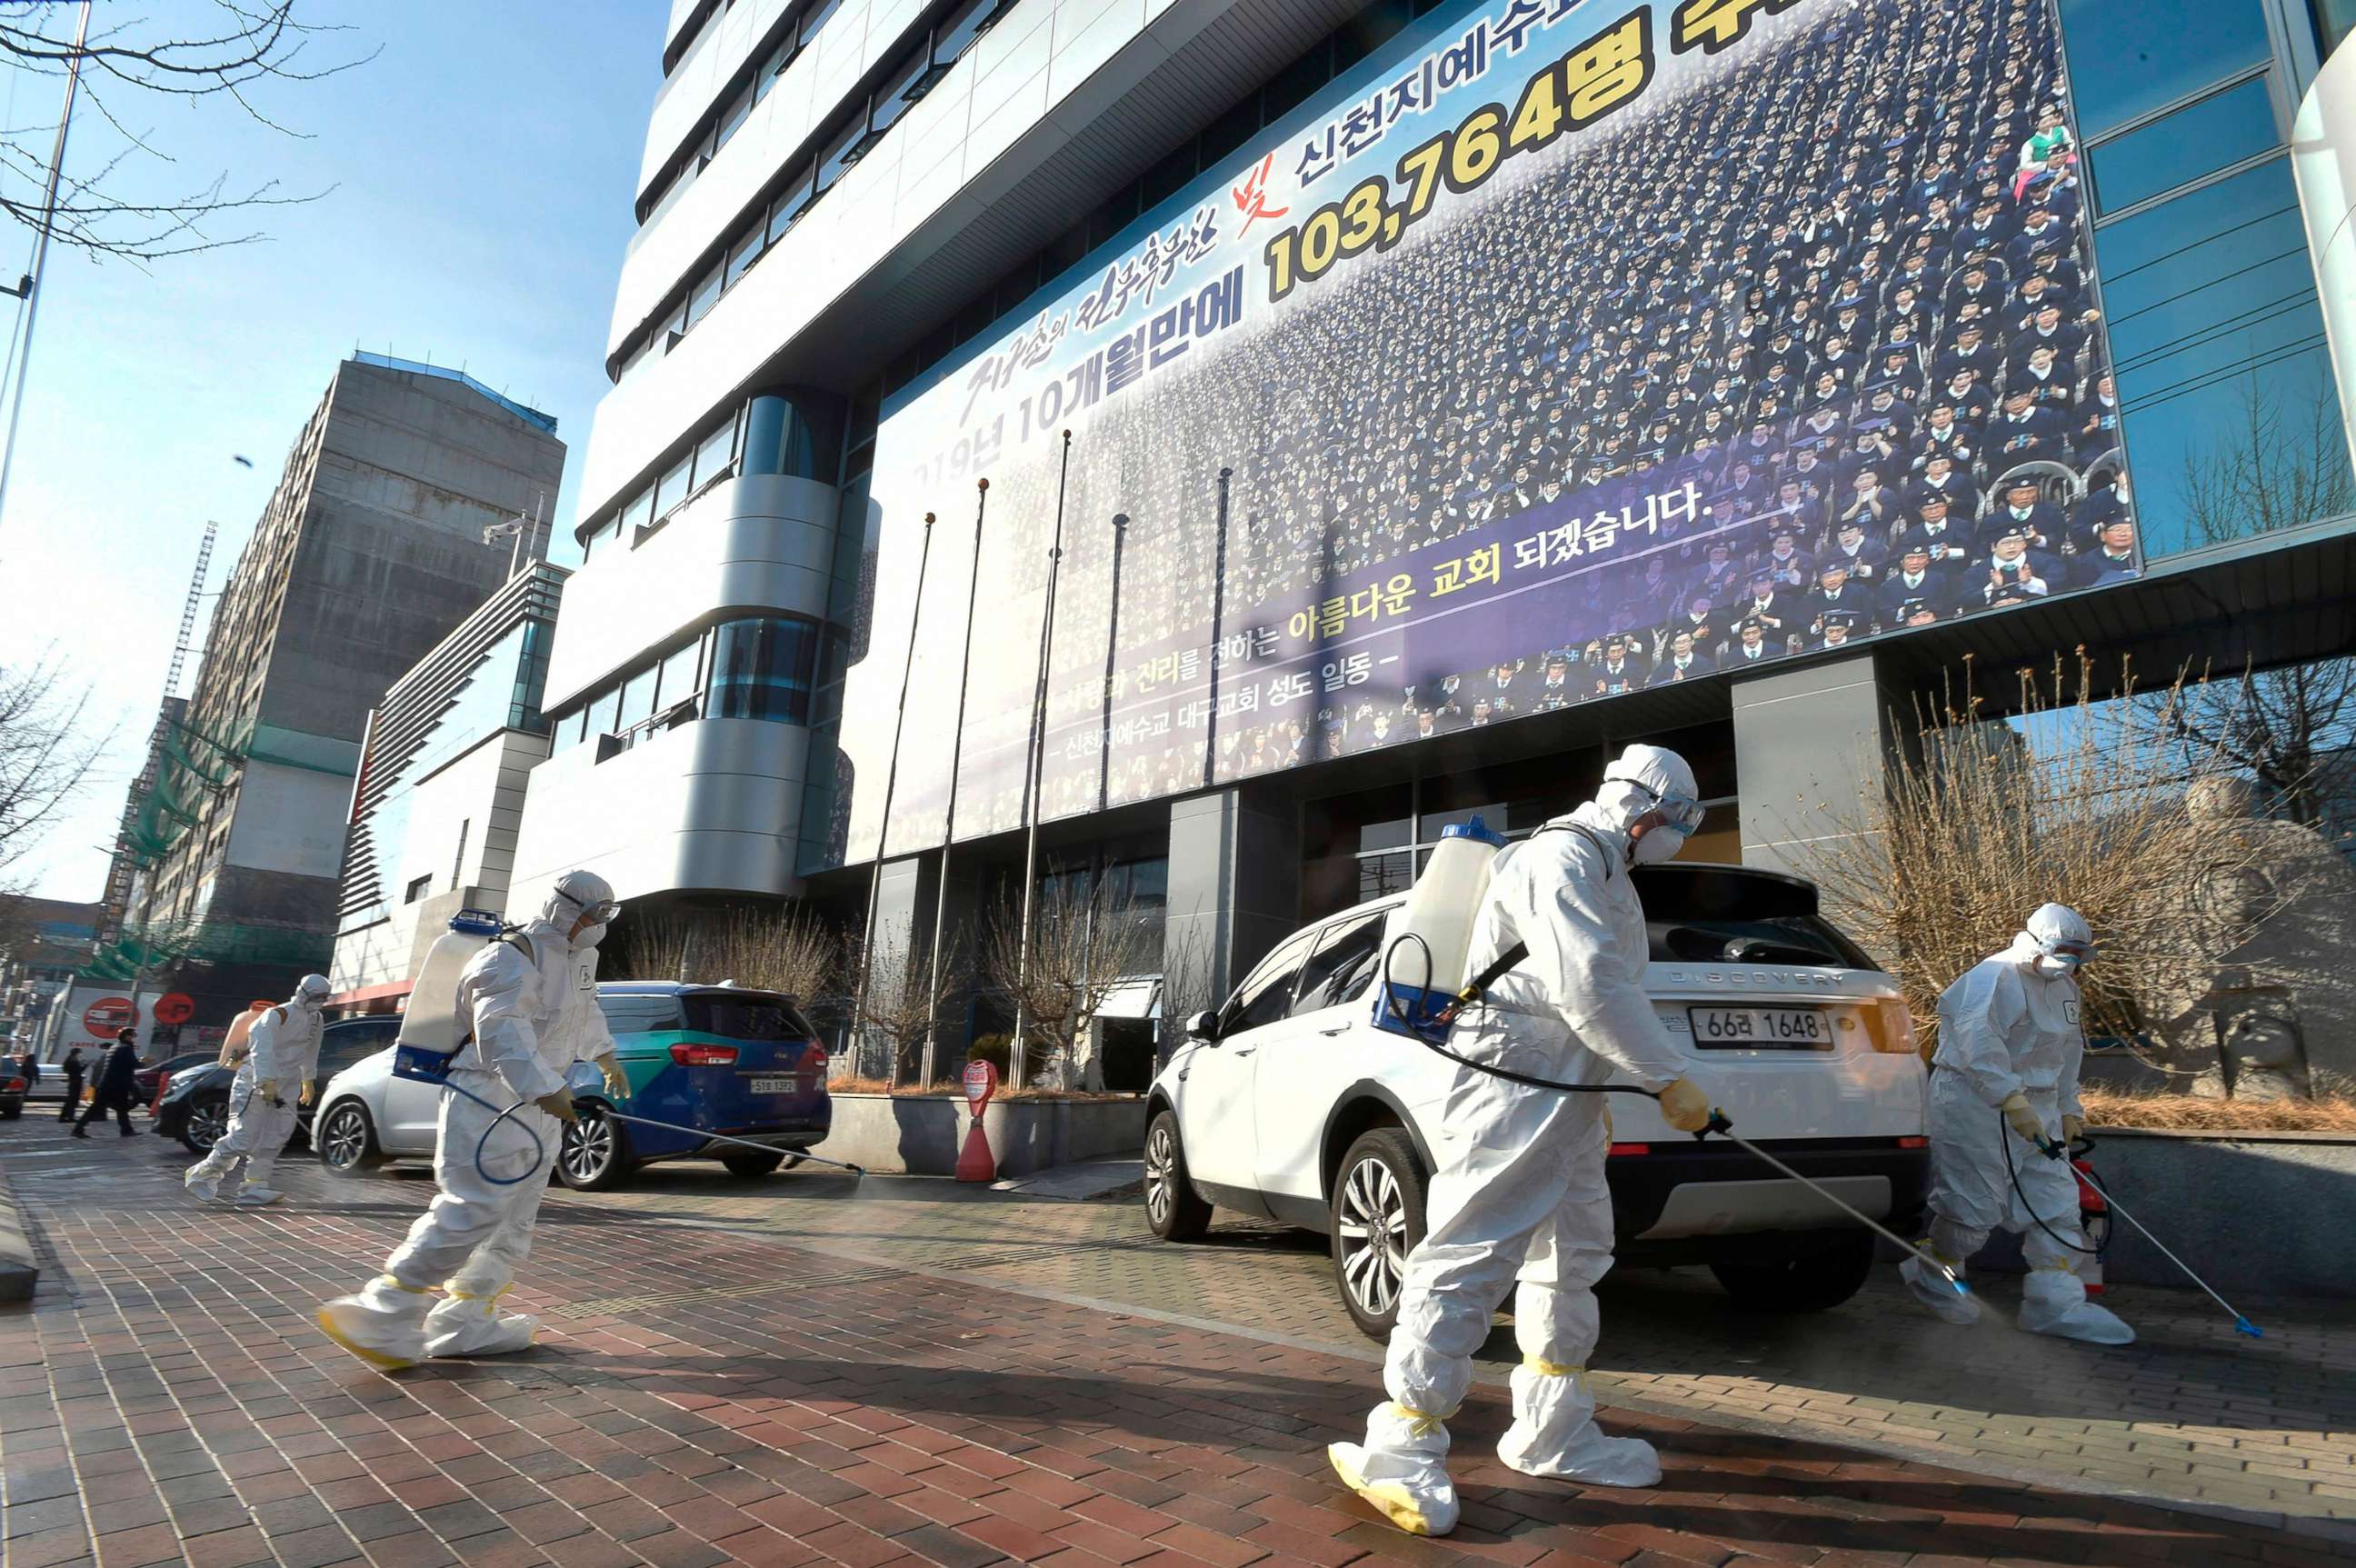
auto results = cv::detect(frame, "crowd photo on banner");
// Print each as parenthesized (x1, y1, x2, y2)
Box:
(833, 0, 2138, 864)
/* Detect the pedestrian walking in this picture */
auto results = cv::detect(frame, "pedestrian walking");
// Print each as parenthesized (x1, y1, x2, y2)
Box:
(56, 1045, 85, 1123)
(73, 1030, 142, 1138)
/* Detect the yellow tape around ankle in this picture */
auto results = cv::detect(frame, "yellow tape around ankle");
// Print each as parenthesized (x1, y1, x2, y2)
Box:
(1522, 1356, 1586, 1378)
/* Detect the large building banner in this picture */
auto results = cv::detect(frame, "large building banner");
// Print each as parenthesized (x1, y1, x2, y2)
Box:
(824, 0, 2140, 867)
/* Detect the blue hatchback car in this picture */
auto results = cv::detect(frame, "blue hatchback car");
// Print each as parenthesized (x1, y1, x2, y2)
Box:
(554, 983, 832, 1190)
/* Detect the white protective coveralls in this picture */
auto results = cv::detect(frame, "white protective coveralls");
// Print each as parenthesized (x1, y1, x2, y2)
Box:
(1330, 745, 1712, 1536)
(1902, 903, 2133, 1344)
(185, 975, 330, 1205)
(317, 871, 627, 1369)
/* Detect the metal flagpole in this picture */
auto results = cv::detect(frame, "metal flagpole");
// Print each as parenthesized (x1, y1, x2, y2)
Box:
(0, 0, 92, 534)
(919, 479, 989, 1089)
(1010, 431, 1073, 1086)
(1098, 514, 1128, 814)
(853, 512, 936, 1082)
(1201, 467, 1232, 788)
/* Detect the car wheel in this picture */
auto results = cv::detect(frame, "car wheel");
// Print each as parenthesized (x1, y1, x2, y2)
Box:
(1332, 1126, 1428, 1341)
(180, 1096, 230, 1155)
(721, 1149, 785, 1178)
(0, 1099, 19, 1120)
(1143, 1109, 1213, 1242)
(1710, 1230, 1877, 1313)
(556, 1104, 631, 1191)
(315, 1101, 384, 1177)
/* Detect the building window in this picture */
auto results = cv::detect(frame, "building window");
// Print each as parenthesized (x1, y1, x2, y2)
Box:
(2086, 73, 2280, 215)
(2056, 0, 2271, 138)
(711, 617, 820, 723)
(2319, 0, 2356, 56)
(2094, 156, 2342, 554)
(404, 874, 432, 905)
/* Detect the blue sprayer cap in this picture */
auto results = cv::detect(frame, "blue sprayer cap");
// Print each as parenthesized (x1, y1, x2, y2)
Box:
(1441, 814, 1506, 847)
(449, 909, 504, 937)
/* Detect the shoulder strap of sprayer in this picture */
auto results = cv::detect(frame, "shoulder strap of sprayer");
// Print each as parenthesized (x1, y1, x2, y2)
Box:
(1451, 822, 1618, 1007)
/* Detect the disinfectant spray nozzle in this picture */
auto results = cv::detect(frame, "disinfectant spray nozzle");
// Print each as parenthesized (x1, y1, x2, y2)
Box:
(2235, 1317, 2262, 1338)
(1695, 1108, 1732, 1143)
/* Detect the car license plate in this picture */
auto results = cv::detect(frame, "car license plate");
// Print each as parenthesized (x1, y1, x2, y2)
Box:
(1687, 1005, 1830, 1049)
(746, 1075, 796, 1094)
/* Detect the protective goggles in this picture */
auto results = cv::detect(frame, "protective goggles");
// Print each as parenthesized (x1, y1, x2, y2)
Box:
(574, 899, 621, 925)
(1612, 775, 1707, 834)
(2042, 942, 2094, 970)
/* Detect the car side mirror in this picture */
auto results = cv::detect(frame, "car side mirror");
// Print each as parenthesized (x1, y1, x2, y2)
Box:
(1186, 1010, 1220, 1042)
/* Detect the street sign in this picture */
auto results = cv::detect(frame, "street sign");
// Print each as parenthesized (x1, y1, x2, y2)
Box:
(956, 1059, 1000, 1183)
(153, 994, 195, 1026)
(963, 1059, 998, 1109)
(83, 996, 135, 1035)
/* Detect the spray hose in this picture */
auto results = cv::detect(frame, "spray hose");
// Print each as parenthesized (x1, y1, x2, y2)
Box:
(436, 1080, 868, 1185)
(2012, 1112, 2262, 1338)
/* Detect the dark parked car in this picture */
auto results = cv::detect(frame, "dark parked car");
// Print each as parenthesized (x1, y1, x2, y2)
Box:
(155, 1016, 399, 1155)
(137, 1051, 217, 1111)
(0, 1067, 23, 1119)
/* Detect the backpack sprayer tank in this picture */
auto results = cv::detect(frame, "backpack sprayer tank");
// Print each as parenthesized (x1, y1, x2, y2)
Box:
(1371, 815, 1505, 1045)
(393, 908, 505, 1084)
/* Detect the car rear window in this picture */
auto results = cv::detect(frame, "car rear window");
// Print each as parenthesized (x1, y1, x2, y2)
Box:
(684, 994, 816, 1042)
(1647, 915, 1877, 970)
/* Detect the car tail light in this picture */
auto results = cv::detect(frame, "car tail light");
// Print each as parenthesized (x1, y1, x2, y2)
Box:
(1607, 1142, 1650, 1157)
(802, 1043, 826, 1075)
(669, 1043, 738, 1066)
(2, 1076, 23, 1094)
(1863, 998, 1920, 1054)
(1898, 1135, 1928, 1149)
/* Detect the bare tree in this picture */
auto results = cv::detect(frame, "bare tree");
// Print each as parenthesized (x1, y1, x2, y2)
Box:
(2161, 378, 2356, 827)
(983, 874, 1159, 1090)
(861, 925, 962, 1089)
(0, 651, 105, 885)
(1796, 652, 2275, 1054)
(611, 905, 842, 1004)
(0, 3, 372, 265)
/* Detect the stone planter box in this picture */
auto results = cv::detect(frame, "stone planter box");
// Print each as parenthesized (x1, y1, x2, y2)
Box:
(808, 1092, 1149, 1178)
(1970, 1126, 2356, 1299)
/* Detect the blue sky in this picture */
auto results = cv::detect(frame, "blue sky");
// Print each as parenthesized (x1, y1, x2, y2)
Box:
(0, 1, 654, 904)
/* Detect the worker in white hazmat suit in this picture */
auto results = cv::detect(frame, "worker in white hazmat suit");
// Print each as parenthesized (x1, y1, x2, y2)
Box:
(1900, 903, 2133, 1344)
(316, 871, 631, 1369)
(1330, 744, 1718, 1537)
(185, 975, 332, 1206)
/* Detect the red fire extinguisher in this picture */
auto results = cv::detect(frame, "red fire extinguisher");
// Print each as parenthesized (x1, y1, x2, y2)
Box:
(2073, 1155, 2110, 1294)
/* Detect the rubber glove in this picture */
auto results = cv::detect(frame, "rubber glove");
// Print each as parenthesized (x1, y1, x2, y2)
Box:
(2061, 1113, 2083, 1144)
(1656, 1076, 1713, 1134)
(2001, 1090, 2044, 1144)
(595, 1054, 629, 1100)
(299, 1080, 317, 1108)
(534, 1087, 578, 1124)
(255, 1079, 280, 1103)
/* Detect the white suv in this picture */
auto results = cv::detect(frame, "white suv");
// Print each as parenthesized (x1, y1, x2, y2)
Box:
(1143, 861, 1930, 1337)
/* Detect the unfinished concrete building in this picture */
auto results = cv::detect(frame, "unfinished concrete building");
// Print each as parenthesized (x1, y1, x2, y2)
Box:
(124, 355, 566, 1027)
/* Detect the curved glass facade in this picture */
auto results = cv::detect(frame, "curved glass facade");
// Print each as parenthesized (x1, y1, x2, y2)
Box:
(711, 615, 821, 722)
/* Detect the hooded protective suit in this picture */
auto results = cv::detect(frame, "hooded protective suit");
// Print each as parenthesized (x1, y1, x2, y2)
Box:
(1902, 904, 2132, 1343)
(185, 975, 330, 1204)
(317, 871, 625, 1369)
(1329, 745, 1712, 1536)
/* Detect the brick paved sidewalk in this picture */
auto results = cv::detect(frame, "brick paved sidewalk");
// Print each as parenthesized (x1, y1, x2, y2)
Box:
(5, 1140, 2354, 1568)
(558, 1159, 2356, 1523)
